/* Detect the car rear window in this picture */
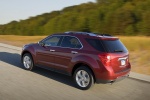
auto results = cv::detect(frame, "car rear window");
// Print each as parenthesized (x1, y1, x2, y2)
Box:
(102, 39, 128, 53)
(86, 38, 128, 53)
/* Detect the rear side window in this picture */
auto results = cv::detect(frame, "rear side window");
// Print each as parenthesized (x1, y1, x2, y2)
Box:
(86, 38, 128, 53)
(86, 39, 105, 52)
(102, 39, 128, 53)
(61, 36, 82, 49)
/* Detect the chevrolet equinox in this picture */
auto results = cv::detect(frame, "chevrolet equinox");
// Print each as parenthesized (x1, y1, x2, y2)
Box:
(21, 32, 131, 90)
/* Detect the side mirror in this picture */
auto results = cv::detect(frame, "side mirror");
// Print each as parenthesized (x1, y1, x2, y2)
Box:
(38, 41, 45, 46)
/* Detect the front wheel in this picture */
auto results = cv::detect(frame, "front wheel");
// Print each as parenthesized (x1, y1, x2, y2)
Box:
(22, 53, 34, 70)
(73, 66, 94, 90)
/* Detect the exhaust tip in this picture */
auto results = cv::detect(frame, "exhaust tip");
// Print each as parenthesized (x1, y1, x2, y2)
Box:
(110, 81, 114, 85)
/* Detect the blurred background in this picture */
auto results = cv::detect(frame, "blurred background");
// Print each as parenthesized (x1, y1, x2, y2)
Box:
(0, 0, 150, 75)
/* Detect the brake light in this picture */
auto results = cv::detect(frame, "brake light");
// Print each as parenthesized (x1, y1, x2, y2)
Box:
(99, 54, 111, 66)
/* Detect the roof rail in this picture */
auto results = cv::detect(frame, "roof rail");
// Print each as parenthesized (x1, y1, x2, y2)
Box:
(98, 34, 112, 36)
(64, 31, 112, 37)
(65, 31, 89, 35)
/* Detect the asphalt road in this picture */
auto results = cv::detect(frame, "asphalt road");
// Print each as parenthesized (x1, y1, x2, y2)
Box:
(0, 46, 150, 100)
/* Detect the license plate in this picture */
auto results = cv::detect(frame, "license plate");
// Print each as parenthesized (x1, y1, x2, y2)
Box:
(121, 60, 126, 66)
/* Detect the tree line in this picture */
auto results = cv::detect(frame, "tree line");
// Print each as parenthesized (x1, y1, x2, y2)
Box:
(0, 0, 149, 36)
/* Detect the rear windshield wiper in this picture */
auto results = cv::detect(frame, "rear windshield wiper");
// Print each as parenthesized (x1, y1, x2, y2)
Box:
(114, 50, 123, 52)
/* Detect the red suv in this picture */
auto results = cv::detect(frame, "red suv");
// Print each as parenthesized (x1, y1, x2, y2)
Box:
(21, 32, 131, 90)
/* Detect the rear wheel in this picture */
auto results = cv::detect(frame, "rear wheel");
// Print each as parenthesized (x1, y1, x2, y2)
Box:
(22, 53, 34, 70)
(73, 66, 94, 90)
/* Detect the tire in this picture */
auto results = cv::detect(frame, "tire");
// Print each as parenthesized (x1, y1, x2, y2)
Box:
(22, 53, 34, 70)
(73, 66, 94, 90)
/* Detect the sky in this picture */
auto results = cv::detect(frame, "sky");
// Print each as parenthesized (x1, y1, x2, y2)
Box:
(0, 0, 96, 25)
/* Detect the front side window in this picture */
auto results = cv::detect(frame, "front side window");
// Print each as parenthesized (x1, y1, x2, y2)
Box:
(61, 36, 82, 49)
(43, 36, 61, 46)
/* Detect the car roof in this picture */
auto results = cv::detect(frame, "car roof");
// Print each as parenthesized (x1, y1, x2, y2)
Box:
(52, 31, 118, 40)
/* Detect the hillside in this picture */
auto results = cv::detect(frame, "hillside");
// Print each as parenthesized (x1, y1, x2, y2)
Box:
(0, 0, 150, 36)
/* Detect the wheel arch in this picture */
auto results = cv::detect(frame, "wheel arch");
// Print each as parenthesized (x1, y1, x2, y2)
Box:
(72, 63, 96, 82)
(21, 51, 34, 63)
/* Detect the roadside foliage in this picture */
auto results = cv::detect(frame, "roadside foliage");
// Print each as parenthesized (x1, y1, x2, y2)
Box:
(0, 0, 150, 36)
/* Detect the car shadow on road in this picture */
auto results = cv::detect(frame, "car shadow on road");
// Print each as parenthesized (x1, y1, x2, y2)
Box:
(0, 52, 74, 87)
(0, 52, 22, 68)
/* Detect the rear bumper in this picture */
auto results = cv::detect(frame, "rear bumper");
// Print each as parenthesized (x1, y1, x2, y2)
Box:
(96, 72, 130, 84)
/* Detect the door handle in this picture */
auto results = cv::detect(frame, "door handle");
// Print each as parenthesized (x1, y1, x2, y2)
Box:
(50, 49, 55, 52)
(71, 51, 78, 54)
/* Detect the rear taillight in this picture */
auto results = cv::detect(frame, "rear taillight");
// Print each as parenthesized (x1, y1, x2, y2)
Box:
(127, 55, 129, 63)
(99, 54, 111, 66)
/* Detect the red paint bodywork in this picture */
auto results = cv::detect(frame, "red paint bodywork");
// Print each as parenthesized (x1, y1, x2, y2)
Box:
(21, 33, 131, 83)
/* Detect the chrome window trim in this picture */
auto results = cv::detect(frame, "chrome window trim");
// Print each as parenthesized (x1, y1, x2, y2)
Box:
(41, 35, 83, 50)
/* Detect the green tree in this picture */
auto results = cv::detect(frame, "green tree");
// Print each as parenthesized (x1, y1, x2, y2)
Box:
(0, 0, 150, 36)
